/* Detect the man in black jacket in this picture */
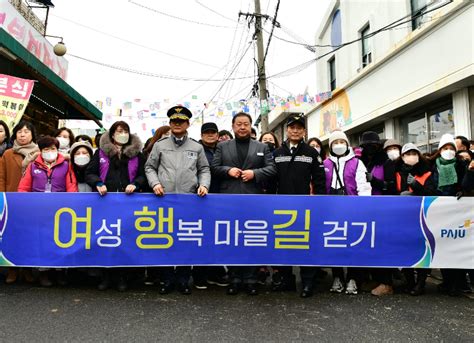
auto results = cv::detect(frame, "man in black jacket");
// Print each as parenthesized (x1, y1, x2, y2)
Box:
(273, 114, 326, 298)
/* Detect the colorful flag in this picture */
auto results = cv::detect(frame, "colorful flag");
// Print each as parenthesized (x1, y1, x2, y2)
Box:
(123, 102, 132, 110)
(192, 95, 198, 100)
(226, 103, 232, 110)
(105, 97, 112, 106)
(95, 100, 103, 110)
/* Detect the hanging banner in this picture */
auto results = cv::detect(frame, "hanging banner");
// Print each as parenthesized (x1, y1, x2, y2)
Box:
(0, 193, 472, 268)
(0, 74, 34, 130)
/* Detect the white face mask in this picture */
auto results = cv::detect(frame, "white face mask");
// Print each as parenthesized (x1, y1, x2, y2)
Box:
(332, 143, 347, 156)
(403, 155, 419, 166)
(74, 154, 90, 166)
(114, 133, 129, 144)
(314, 146, 321, 154)
(42, 151, 58, 162)
(387, 150, 400, 161)
(440, 150, 456, 161)
(57, 137, 70, 149)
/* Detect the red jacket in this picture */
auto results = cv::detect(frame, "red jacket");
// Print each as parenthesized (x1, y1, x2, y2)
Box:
(18, 153, 77, 193)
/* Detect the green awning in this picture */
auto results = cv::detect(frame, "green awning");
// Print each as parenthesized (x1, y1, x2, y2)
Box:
(0, 28, 102, 123)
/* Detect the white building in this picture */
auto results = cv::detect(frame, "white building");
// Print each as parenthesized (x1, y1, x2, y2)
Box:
(268, 0, 473, 152)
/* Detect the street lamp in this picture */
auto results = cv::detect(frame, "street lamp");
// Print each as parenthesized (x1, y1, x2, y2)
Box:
(27, 0, 66, 56)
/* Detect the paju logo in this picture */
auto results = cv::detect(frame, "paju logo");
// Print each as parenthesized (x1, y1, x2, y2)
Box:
(440, 219, 472, 239)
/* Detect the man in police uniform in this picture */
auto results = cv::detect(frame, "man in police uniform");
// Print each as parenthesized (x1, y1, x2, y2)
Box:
(145, 105, 211, 295)
(273, 114, 326, 298)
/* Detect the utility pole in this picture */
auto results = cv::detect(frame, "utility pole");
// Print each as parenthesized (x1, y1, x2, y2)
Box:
(239, 0, 270, 132)
(254, 0, 269, 132)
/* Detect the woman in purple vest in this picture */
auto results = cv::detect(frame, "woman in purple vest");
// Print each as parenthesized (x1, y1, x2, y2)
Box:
(85, 121, 147, 292)
(18, 136, 78, 287)
(324, 130, 371, 295)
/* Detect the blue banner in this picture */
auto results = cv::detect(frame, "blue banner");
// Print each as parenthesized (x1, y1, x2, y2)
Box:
(0, 193, 472, 268)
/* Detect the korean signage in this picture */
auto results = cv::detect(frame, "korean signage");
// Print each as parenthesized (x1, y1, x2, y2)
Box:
(0, 73, 34, 129)
(0, 0, 68, 79)
(0, 193, 472, 268)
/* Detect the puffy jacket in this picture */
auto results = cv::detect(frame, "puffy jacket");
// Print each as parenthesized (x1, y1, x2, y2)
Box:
(85, 133, 147, 192)
(18, 153, 77, 192)
(145, 135, 210, 193)
(273, 140, 325, 195)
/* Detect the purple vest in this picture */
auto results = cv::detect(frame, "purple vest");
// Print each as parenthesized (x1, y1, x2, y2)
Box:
(31, 161, 69, 192)
(99, 150, 138, 183)
(324, 158, 359, 195)
(369, 164, 384, 195)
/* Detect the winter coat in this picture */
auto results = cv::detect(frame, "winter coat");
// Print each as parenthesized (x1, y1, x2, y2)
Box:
(70, 141, 94, 193)
(392, 158, 436, 195)
(200, 141, 220, 193)
(0, 147, 39, 192)
(273, 140, 326, 195)
(360, 150, 388, 195)
(18, 154, 77, 192)
(145, 135, 210, 194)
(85, 133, 147, 192)
(324, 148, 372, 195)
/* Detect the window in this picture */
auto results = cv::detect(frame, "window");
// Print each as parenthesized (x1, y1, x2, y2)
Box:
(361, 25, 372, 68)
(328, 57, 336, 91)
(400, 100, 453, 153)
(411, 0, 428, 30)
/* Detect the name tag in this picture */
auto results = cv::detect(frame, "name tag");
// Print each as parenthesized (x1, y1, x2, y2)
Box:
(186, 151, 198, 159)
(257, 152, 264, 156)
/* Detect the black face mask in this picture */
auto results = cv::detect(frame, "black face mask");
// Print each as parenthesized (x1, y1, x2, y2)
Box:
(265, 142, 276, 152)
(363, 144, 379, 155)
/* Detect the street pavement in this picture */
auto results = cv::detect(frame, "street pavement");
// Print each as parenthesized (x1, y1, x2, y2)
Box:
(0, 271, 472, 342)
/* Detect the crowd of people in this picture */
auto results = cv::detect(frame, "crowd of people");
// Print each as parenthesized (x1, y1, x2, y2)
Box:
(0, 105, 473, 298)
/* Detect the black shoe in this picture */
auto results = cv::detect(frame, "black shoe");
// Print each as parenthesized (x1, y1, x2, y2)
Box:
(227, 283, 239, 295)
(178, 283, 192, 295)
(159, 282, 174, 295)
(97, 277, 110, 291)
(272, 271, 282, 285)
(300, 285, 313, 298)
(246, 284, 258, 296)
(257, 269, 269, 285)
(117, 277, 128, 292)
(410, 282, 425, 296)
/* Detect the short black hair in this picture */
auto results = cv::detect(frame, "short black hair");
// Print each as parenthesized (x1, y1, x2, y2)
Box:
(12, 120, 37, 144)
(109, 121, 131, 140)
(455, 135, 470, 151)
(38, 136, 59, 150)
(232, 112, 252, 125)
(0, 120, 11, 143)
(218, 130, 233, 139)
(54, 127, 75, 143)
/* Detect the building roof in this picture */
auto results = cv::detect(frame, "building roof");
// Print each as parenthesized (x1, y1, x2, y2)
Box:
(0, 28, 102, 124)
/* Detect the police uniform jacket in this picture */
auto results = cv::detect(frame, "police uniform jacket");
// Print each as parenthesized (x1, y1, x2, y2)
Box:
(145, 135, 211, 193)
(273, 140, 326, 195)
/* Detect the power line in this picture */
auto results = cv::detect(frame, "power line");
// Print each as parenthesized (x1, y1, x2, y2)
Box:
(128, 0, 235, 29)
(262, 0, 280, 64)
(51, 14, 222, 69)
(194, 0, 240, 23)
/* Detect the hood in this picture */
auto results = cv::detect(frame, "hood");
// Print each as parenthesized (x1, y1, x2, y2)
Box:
(100, 132, 143, 158)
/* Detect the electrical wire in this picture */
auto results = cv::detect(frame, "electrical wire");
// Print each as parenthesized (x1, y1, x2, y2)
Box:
(194, 0, 240, 23)
(262, 0, 280, 64)
(128, 0, 236, 29)
(51, 14, 222, 69)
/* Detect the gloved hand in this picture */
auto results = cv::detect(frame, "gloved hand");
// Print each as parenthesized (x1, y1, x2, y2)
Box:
(407, 173, 416, 185)
(400, 190, 413, 196)
(365, 172, 373, 182)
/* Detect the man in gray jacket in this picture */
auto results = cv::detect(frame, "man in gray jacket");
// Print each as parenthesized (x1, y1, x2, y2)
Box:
(145, 105, 210, 295)
(212, 112, 276, 295)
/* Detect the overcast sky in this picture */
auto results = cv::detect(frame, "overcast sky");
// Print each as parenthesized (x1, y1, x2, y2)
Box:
(39, 0, 331, 137)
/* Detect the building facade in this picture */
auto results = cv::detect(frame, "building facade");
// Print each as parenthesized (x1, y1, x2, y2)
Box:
(268, 0, 473, 152)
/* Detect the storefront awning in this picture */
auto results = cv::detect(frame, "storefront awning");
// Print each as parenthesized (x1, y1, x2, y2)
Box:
(0, 28, 102, 124)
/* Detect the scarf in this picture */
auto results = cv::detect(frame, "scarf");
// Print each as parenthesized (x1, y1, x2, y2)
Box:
(12, 140, 40, 173)
(436, 157, 457, 188)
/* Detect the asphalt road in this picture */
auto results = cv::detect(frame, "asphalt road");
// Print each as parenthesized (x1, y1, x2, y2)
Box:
(0, 272, 472, 342)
